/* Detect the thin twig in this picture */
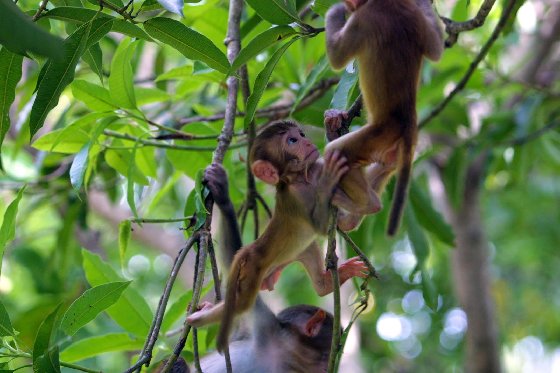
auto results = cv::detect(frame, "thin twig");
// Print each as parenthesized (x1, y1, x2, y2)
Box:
(125, 235, 198, 373)
(419, 0, 520, 129)
(441, 0, 497, 47)
(337, 229, 379, 279)
(32, 0, 50, 21)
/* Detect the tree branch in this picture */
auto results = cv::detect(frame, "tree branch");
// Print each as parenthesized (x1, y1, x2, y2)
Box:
(441, 0, 497, 47)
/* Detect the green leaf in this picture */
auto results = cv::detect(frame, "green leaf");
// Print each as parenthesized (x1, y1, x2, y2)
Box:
(405, 205, 430, 281)
(61, 281, 131, 336)
(82, 250, 153, 337)
(245, 37, 299, 128)
(60, 333, 143, 363)
(29, 21, 91, 137)
(291, 56, 329, 113)
(119, 220, 132, 269)
(0, 300, 15, 337)
(33, 305, 62, 373)
(0, 186, 25, 277)
(72, 80, 116, 111)
(42, 7, 153, 41)
(409, 182, 455, 246)
(229, 25, 296, 74)
(421, 269, 438, 311)
(0, 1, 64, 60)
(69, 143, 90, 192)
(245, 0, 300, 25)
(0, 48, 23, 170)
(312, 0, 338, 16)
(161, 291, 192, 332)
(155, 64, 194, 81)
(144, 17, 230, 74)
(443, 147, 467, 210)
(109, 38, 138, 110)
(330, 66, 358, 110)
(82, 43, 104, 82)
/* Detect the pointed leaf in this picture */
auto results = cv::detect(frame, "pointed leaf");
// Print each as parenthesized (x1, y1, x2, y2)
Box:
(421, 269, 438, 311)
(61, 281, 131, 336)
(109, 38, 138, 109)
(229, 25, 296, 74)
(0, 1, 64, 59)
(291, 56, 329, 113)
(405, 206, 430, 280)
(29, 21, 91, 137)
(69, 143, 90, 192)
(0, 300, 15, 337)
(33, 305, 62, 373)
(244, 37, 298, 128)
(330, 66, 358, 110)
(72, 80, 116, 111)
(82, 250, 152, 337)
(118, 220, 132, 269)
(245, 0, 300, 25)
(144, 17, 229, 74)
(60, 333, 143, 362)
(82, 43, 104, 82)
(0, 48, 23, 169)
(0, 186, 26, 277)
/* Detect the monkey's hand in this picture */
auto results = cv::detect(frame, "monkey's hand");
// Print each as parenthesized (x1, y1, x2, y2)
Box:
(186, 301, 216, 327)
(204, 163, 230, 207)
(338, 257, 369, 283)
(324, 109, 348, 141)
(318, 150, 349, 194)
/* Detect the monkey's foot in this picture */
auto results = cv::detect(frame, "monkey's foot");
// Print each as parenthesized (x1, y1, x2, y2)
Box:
(337, 211, 364, 232)
(339, 257, 369, 283)
(324, 109, 348, 141)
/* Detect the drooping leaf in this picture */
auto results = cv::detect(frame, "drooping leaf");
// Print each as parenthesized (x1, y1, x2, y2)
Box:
(29, 21, 91, 137)
(421, 269, 438, 311)
(0, 300, 15, 337)
(69, 143, 90, 192)
(60, 333, 143, 362)
(0, 1, 64, 59)
(109, 38, 138, 110)
(409, 182, 455, 246)
(245, 0, 300, 25)
(405, 205, 430, 281)
(229, 25, 296, 74)
(119, 220, 132, 269)
(32, 305, 62, 373)
(82, 250, 152, 337)
(0, 186, 26, 277)
(157, 0, 184, 16)
(61, 281, 131, 336)
(0, 48, 23, 170)
(82, 43, 104, 82)
(144, 17, 230, 74)
(244, 37, 299, 128)
(330, 65, 358, 110)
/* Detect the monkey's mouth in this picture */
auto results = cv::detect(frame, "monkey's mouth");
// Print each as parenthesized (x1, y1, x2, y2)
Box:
(305, 148, 319, 160)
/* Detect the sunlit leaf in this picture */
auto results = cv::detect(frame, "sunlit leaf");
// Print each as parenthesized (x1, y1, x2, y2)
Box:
(119, 220, 132, 270)
(70, 143, 90, 192)
(109, 38, 138, 110)
(61, 281, 131, 336)
(72, 80, 116, 111)
(0, 48, 23, 170)
(82, 250, 152, 337)
(157, 0, 184, 16)
(60, 333, 143, 363)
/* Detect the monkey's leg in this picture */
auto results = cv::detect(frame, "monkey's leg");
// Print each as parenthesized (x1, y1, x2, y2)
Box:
(333, 168, 382, 215)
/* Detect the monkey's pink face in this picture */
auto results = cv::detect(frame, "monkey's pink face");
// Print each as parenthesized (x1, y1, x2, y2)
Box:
(283, 127, 319, 165)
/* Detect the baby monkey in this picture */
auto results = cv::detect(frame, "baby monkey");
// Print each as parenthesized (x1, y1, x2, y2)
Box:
(187, 120, 369, 351)
(325, 0, 443, 235)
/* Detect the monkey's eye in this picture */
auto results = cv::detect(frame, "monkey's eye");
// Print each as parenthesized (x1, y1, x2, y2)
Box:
(287, 137, 298, 145)
(300, 131, 306, 137)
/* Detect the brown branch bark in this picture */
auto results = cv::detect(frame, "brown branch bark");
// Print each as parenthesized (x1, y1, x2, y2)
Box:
(441, 0, 496, 47)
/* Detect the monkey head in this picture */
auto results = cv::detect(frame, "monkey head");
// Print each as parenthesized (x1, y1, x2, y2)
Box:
(250, 120, 319, 185)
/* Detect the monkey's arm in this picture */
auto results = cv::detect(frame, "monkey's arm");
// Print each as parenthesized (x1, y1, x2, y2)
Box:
(415, 0, 444, 60)
(325, 3, 363, 69)
(297, 242, 369, 296)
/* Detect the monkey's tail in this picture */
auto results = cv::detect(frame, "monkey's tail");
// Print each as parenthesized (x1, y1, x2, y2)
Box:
(216, 262, 240, 353)
(387, 127, 416, 236)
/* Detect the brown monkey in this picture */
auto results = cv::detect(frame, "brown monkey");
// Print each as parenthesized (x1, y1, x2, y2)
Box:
(325, 0, 443, 235)
(201, 163, 336, 372)
(186, 121, 369, 352)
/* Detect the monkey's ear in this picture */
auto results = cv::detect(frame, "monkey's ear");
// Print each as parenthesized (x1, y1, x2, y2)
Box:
(252, 160, 280, 185)
(303, 309, 327, 337)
